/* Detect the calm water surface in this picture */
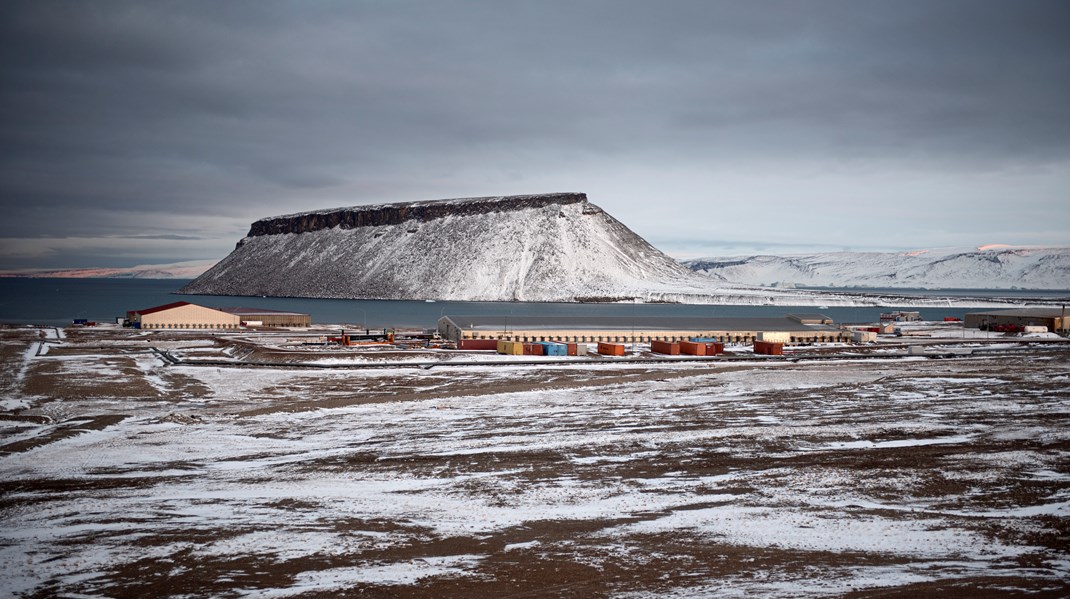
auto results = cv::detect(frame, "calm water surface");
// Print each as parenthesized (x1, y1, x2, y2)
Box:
(1, 278, 1066, 328)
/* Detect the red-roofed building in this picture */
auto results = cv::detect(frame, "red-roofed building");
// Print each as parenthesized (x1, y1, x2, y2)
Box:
(126, 302, 240, 330)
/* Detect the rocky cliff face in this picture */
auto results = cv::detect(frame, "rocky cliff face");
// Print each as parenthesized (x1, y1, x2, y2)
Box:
(180, 193, 697, 302)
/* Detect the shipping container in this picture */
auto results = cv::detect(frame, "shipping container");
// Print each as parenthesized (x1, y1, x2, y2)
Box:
(597, 342, 626, 356)
(565, 342, 577, 356)
(703, 342, 725, 355)
(575, 343, 588, 356)
(523, 343, 544, 356)
(679, 340, 706, 356)
(459, 339, 499, 351)
(853, 331, 877, 343)
(497, 340, 523, 355)
(1023, 325, 1048, 333)
(650, 340, 680, 355)
(757, 331, 791, 344)
(753, 340, 784, 355)
(943, 317, 962, 322)
(537, 341, 568, 356)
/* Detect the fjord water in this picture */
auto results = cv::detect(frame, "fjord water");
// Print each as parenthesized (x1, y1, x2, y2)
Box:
(1, 278, 1067, 328)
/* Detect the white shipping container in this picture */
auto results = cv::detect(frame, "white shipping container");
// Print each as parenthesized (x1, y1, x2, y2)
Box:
(242, 320, 263, 326)
(757, 331, 791, 343)
(853, 331, 877, 343)
(1023, 325, 1048, 333)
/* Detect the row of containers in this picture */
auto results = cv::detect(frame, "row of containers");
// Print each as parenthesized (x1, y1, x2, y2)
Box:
(458, 337, 785, 357)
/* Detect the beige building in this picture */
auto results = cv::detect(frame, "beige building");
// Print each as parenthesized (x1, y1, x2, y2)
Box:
(217, 307, 311, 327)
(439, 315, 850, 345)
(964, 308, 1068, 333)
(127, 301, 241, 330)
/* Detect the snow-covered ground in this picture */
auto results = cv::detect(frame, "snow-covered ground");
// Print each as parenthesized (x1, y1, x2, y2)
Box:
(683, 245, 1070, 290)
(1, 327, 1068, 596)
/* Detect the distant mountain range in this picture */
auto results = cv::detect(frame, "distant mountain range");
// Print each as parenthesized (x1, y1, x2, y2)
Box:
(0, 260, 216, 280)
(682, 246, 1070, 290)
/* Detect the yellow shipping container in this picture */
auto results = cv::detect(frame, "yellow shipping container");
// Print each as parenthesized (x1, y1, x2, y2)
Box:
(497, 340, 523, 355)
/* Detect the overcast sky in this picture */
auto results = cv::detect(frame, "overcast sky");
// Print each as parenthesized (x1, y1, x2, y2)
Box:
(2, 0, 1068, 270)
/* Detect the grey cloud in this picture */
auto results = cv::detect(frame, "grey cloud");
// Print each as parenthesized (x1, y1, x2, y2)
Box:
(1, 0, 1068, 268)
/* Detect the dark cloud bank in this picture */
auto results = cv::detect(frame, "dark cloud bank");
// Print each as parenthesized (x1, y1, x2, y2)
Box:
(2, 0, 1068, 269)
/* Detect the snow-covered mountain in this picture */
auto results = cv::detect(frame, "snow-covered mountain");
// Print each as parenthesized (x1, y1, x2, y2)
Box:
(683, 246, 1070, 290)
(181, 193, 710, 302)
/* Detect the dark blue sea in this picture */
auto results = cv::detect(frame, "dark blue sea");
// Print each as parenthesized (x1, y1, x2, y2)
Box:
(1, 278, 1067, 328)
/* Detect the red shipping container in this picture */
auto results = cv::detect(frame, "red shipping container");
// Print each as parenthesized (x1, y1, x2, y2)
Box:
(458, 339, 499, 351)
(703, 342, 724, 355)
(943, 317, 962, 322)
(650, 340, 680, 355)
(523, 343, 544, 356)
(754, 341, 784, 356)
(565, 343, 577, 356)
(679, 340, 706, 356)
(597, 342, 625, 356)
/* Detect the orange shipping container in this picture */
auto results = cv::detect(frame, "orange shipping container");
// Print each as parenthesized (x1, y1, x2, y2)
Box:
(650, 340, 680, 355)
(597, 342, 626, 356)
(704, 342, 725, 355)
(458, 339, 499, 351)
(754, 341, 784, 356)
(523, 343, 544, 356)
(679, 340, 706, 356)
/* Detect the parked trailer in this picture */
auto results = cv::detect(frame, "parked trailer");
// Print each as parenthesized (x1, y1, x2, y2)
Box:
(650, 340, 680, 355)
(597, 342, 626, 356)
(754, 340, 784, 355)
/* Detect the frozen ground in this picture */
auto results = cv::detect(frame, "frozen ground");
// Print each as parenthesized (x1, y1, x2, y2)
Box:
(1, 326, 1068, 597)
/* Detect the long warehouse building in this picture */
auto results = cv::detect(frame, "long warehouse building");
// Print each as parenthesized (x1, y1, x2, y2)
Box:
(438, 314, 849, 345)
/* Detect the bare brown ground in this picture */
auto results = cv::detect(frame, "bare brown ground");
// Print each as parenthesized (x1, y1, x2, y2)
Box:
(2, 327, 1069, 598)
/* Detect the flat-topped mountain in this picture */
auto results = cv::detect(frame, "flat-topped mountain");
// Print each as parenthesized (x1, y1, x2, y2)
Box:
(179, 193, 694, 302)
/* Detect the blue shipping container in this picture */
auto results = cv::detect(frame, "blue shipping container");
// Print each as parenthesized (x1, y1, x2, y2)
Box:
(536, 341, 568, 356)
(690, 337, 718, 342)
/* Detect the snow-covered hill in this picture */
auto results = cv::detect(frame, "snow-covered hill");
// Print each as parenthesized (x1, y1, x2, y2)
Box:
(683, 246, 1070, 290)
(181, 193, 712, 302)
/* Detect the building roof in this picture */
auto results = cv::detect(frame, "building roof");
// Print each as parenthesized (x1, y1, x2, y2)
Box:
(130, 301, 192, 316)
(443, 315, 838, 332)
(216, 307, 309, 316)
(966, 308, 1066, 317)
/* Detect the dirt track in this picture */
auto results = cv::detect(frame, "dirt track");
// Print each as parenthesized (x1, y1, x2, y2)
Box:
(1, 327, 1068, 597)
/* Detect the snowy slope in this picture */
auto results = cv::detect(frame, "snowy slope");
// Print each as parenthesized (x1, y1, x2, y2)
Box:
(181, 193, 710, 302)
(684, 246, 1070, 290)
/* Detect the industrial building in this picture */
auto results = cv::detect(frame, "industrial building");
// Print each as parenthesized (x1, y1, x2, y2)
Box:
(217, 307, 311, 327)
(964, 308, 1068, 333)
(438, 315, 849, 345)
(126, 302, 241, 330)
